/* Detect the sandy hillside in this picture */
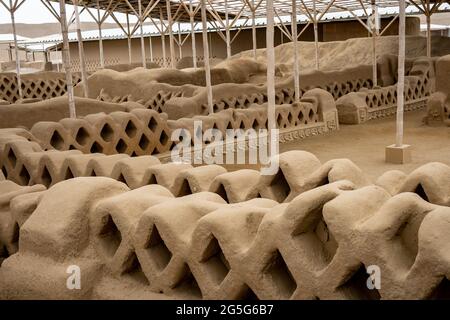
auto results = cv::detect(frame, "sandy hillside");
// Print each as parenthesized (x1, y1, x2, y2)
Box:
(235, 35, 450, 71)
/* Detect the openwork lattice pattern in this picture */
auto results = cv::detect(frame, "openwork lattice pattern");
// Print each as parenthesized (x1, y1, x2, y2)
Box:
(0, 88, 337, 188)
(0, 153, 449, 300)
(0, 73, 82, 103)
(336, 58, 433, 124)
(30, 109, 172, 156)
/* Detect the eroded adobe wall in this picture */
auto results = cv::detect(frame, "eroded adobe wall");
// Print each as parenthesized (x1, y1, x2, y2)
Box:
(426, 55, 450, 126)
(0, 89, 339, 188)
(0, 150, 449, 299)
(0, 72, 81, 104)
(336, 57, 434, 124)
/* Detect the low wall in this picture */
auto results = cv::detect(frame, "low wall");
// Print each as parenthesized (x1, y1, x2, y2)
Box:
(0, 72, 81, 104)
(0, 89, 338, 188)
(336, 57, 434, 124)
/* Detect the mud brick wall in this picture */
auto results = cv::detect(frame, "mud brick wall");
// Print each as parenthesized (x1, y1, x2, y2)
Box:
(0, 149, 449, 299)
(336, 58, 434, 124)
(0, 72, 81, 104)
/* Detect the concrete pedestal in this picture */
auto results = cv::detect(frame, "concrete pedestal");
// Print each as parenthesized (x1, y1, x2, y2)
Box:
(385, 144, 412, 164)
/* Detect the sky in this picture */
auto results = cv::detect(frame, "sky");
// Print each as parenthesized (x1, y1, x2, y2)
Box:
(0, 1, 135, 24)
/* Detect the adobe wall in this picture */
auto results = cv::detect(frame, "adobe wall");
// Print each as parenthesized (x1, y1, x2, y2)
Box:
(0, 149, 449, 299)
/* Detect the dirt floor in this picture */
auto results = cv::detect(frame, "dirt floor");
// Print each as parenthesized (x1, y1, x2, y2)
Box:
(280, 109, 450, 181)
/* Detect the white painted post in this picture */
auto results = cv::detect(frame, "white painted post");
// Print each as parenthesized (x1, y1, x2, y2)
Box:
(126, 13, 132, 64)
(200, 0, 213, 114)
(251, 0, 257, 59)
(8, 0, 22, 99)
(266, 0, 275, 132)
(426, 14, 431, 58)
(396, 0, 406, 147)
(178, 22, 183, 58)
(160, 8, 167, 67)
(225, 0, 231, 58)
(59, 0, 76, 118)
(138, 0, 146, 68)
(96, 0, 104, 68)
(166, 0, 176, 68)
(189, 0, 197, 69)
(149, 34, 154, 62)
(291, 0, 300, 101)
(313, 0, 319, 70)
(8, 43, 12, 62)
(24, 44, 29, 62)
(371, 0, 378, 87)
(73, 0, 89, 98)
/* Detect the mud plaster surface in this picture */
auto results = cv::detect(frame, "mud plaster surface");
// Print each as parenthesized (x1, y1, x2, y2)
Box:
(280, 109, 450, 180)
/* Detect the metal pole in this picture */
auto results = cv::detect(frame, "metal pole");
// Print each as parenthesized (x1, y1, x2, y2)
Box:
(200, 0, 213, 114)
(189, 0, 197, 69)
(59, 0, 76, 118)
(9, 0, 22, 99)
(96, 0, 104, 68)
(251, 1, 257, 59)
(313, 0, 319, 70)
(266, 0, 275, 132)
(138, 0, 146, 68)
(225, 0, 231, 58)
(291, 0, 300, 101)
(371, 0, 378, 87)
(73, 0, 89, 98)
(396, 0, 405, 147)
(126, 13, 132, 64)
(166, 0, 176, 68)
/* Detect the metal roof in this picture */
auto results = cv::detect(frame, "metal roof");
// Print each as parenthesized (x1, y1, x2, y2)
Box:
(21, 2, 450, 50)
(48, 0, 450, 22)
(48, 0, 232, 22)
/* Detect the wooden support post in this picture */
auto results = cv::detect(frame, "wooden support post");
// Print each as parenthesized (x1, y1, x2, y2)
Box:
(126, 13, 132, 64)
(291, 0, 300, 101)
(225, 0, 231, 58)
(24, 44, 29, 62)
(138, 0, 146, 68)
(313, 0, 319, 70)
(266, 0, 275, 132)
(149, 35, 154, 62)
(426, 14, 431, 58)
(7, 0, 23, 99)
(371, 0, 378, 87)
(386, 0, 411, 163)
(189, 0, 197, 69)
(396, 0, 406, 147)
(96, 0, 104, 68)
(160, 8, 167, 67)
(251, 2, 257, 59)
(59, 0, 76, 118)
(200, 0, 213, 114)
(166, 0, 176, 68)
(8, 43, 12, 61)
(73, 0, 89, 98)
(178, 22, 183, 58)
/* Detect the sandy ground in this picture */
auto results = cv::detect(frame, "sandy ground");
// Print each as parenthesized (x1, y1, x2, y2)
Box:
(279, 109, 450, 181)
